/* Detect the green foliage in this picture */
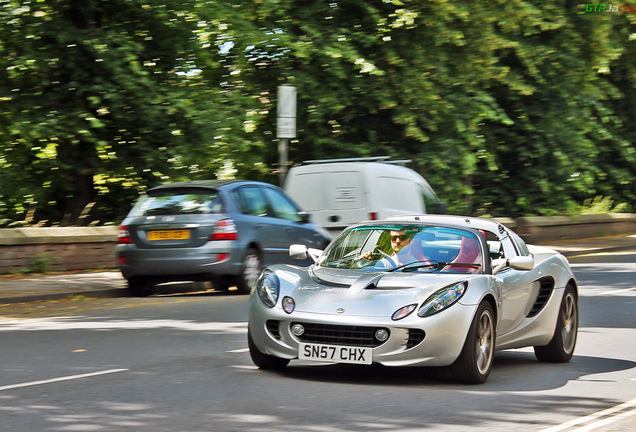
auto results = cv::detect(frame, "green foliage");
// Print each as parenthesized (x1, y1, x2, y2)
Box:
(30, 253, 50, 274)
(578, 196, 631, 215)
(1, 1, 636, 224)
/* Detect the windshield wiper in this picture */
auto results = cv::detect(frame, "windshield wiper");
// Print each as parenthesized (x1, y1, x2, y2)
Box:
(387, 260, 440, 272)
(389, 261, 482, 273)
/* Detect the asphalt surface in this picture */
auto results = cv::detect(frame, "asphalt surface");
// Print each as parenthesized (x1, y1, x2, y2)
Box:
(1, 233, 635, 305)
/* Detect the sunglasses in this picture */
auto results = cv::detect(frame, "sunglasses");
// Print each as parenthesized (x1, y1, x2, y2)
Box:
(391, 234, 408, 241)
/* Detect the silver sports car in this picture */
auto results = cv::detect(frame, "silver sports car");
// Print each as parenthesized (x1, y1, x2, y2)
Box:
(247, 215, 578, 383)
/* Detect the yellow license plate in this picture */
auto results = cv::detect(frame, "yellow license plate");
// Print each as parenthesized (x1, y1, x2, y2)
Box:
(147, 230, 191, 241)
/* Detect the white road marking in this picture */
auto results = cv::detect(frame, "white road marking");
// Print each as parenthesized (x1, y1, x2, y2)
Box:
(572, 406, 636, 431)
(586, 287, 636, 296)
(0, 368, 128, 392)
(541, 398, 636, 432)
(227, 347, 249, 353)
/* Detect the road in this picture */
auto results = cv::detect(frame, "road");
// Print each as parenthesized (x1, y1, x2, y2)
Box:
(0, 252, 635, 432)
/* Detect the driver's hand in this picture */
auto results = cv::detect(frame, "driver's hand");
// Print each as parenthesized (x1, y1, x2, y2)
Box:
(360, 251, 373, 260)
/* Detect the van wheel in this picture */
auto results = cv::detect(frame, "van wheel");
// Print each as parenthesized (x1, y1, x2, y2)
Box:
(236, 248, 261, 294)
(128, 277, 154, 297)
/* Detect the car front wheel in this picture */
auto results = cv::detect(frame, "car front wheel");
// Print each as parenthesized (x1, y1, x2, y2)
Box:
(450, 301, 495, 384)
(236, 248, 261, 294)
(534, 284, 578, 363)
(248, 329, 290, 370)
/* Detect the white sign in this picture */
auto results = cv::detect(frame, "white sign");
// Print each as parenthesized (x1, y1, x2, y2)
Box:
(277, 117, 296, 139)
(277, 85, 297, 118)
(277, 85, 296, 138)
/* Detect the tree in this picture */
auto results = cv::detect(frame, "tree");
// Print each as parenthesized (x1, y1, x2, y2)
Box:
(0, 0, 211, 225)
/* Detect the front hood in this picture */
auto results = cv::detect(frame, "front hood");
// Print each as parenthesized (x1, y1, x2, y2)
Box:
(280, 265, 477, 318)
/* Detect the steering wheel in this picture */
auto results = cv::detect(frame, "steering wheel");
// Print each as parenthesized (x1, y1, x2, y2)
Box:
(375, 249, 397, 267)
(351, 248, 396, 269)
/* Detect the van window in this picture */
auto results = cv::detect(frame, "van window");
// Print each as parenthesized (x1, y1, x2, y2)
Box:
(419, 184, 438, 213)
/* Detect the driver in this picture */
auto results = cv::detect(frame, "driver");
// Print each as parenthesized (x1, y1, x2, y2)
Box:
(361, 229, 418, 268)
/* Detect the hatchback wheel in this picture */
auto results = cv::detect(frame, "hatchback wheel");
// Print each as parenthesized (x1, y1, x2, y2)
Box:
(128, 277, 154, 297)
(236, 248, 261, 294)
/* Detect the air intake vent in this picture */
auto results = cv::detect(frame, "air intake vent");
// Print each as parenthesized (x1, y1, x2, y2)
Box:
(406, 329, 426, 349)
(266, 320, 281, 339)
(527, 277, 555, 317)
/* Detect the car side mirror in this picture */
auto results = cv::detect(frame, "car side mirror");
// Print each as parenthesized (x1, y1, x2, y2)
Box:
(290, 244, 308, 259)
(290, 244, 322, 263)
(510, 255, 534, 271)
(298, 212, 311, 223)
(492, 255, 534, 275)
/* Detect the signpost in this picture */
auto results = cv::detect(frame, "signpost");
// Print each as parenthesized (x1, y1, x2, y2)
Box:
(277, 85, 296, 186)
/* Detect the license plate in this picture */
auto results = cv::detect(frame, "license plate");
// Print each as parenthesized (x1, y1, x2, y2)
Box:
(147, 230, 190, 241)
(298, 343, 372, 365)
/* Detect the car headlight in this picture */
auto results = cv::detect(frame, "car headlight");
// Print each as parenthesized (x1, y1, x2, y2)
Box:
(418, 281, 467, 317)
(256, 270, 279, 308)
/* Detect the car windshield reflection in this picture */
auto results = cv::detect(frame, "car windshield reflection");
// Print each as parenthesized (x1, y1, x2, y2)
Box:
(318, 225, 483, 274)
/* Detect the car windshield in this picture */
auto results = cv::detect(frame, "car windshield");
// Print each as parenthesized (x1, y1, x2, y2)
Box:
(128, 189, 224, 216)
(318, 224, 483, 274)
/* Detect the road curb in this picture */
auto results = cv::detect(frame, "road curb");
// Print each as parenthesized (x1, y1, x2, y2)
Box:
(0, 287, 130, 305)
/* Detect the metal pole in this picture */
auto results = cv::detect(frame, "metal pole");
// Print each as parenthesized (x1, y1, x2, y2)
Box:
(277, 85, 296, 187)
(279, 138, 288, 186)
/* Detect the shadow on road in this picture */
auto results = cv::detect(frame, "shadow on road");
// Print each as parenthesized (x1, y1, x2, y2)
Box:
(275, 350, 635, 392)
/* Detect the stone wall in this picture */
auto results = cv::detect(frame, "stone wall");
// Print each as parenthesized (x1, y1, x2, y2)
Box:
(0, 227, 118, 274)
(1, 214, 635, 274)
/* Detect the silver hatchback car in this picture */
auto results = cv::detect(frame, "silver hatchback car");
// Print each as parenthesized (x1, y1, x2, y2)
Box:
(117, 180, 331, 296)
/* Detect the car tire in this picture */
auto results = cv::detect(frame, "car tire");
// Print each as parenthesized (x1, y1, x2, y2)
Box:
(236, 248, 261, 294)
(128, 277, 154, 297)
(534, 284, 578, 363)
(450, 301, 495, 384)
(248, 329, 290, 370)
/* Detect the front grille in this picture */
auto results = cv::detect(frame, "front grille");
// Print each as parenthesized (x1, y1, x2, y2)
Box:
(292, 322, 389, 347)
(406, 329, 426, 349)
(266, 320, 281, 339)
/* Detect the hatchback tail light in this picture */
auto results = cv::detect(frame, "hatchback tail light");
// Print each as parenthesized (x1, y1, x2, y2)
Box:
(210, 219, 238, 241)
(118, 225, 132, 244)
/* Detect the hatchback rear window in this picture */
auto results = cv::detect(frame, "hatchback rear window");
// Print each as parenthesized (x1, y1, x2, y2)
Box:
(129, 189, 224, 216)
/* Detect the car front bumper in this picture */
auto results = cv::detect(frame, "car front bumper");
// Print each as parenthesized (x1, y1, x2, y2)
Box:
(248, 294, 477, 367)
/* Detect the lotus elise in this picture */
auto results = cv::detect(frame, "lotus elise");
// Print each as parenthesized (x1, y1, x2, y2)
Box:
(247, 215, 578, 383)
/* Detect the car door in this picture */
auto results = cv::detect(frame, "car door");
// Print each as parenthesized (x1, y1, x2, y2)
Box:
(261, 186, 325, 265)
(491, 230, 543, 336)
(229, 186, 280, 268)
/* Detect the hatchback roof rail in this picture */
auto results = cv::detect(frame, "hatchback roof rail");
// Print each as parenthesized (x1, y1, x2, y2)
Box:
(302, 156, 411, 165)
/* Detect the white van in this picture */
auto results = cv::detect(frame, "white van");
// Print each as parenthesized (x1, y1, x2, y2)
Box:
(284, 157, 446, 233)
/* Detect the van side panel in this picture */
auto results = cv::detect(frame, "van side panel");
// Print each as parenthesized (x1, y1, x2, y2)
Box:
(285, 161, 442, 231)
